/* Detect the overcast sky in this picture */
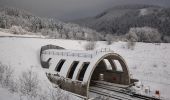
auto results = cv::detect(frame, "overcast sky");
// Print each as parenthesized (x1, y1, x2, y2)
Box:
(0, 0, 170, 20)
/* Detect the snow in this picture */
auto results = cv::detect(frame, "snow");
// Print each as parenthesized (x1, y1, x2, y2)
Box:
(0, 34, 83, 100)
(0, 31, 170, 99)
(0, 31, 45, 38)
(139, 8, 149, 16)
(104, 42, 170, 99)
(0, 88, 20, 100)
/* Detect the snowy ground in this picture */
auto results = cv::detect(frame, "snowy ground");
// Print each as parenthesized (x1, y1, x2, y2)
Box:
(0, 31, 170, 99)
(105, 42, 170, 99)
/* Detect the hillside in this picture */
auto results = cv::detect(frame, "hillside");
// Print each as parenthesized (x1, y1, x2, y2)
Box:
(0, 7, 103, 41)
(0, 31, 83, 100)
(0, 31, 170, 99)
(72, 4, 170, 42)
(1, 6, 170, 43)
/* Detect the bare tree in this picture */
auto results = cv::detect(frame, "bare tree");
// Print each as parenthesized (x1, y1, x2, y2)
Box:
(19, 68, 39, 98)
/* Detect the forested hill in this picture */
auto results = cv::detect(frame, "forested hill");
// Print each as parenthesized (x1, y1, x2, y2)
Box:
(0, 7, 103, 40)
(1, 5, 170, 43)
(72, 4, 170, 42)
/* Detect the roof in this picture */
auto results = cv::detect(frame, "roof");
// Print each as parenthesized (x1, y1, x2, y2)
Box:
(41, 48, 129, 83)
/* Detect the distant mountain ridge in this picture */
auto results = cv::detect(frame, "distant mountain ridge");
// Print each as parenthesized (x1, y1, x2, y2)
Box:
(72, 4, 170, 42)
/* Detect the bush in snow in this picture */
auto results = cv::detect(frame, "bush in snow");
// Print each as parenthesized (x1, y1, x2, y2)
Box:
(0, 63, 14, 87)
(0, 63, 74, 100)
(0, 62, 18, 93)
(19, 68, 39, 98)
(84, 41, 96, 50)
(0, 62, 5, 82)
(48, 87, 70, 100)
(105, 34, 113, 45)
(127, 41, 136, 50)
(8, 79, 18, 93)
(126, 27, 161, 43)
(10, 25, 26, 34)
(126, 30, 138, 42)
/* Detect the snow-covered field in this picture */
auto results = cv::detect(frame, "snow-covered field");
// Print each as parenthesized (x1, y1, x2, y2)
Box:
(0, 31, 170, 100)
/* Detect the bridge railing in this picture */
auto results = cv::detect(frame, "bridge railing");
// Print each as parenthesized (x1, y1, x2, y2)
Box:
(42, 48, 113, 58)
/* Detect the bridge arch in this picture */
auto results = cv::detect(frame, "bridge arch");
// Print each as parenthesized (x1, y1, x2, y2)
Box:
(40, 45, 134, 99)
(85, 53, 131, 97)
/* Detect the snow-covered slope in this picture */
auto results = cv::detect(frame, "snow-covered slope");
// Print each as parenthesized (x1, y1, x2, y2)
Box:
(0, 31, 170, 99)
(0, 32, 84, 100)
(105, 42, 170, 99)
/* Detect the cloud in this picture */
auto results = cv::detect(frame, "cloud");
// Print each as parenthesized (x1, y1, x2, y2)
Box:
(0, 0, 170, 20)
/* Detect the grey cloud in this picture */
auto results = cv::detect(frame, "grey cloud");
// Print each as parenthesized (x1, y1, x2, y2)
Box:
(0, 0, 170, 20)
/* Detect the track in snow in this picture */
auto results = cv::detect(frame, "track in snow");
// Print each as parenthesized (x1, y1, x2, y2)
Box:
(89, 81, 161, 100)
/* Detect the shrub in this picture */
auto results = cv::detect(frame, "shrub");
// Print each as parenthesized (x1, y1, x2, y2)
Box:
(127, 41, 136, 50)
(19, 68, 39, 97)
(105, 34, 113, 45)
(0, 63, 71, 100)
(10, 25, 26, 34)
(0, 63, 5, 82)
(0, 63, 14, 87)
(126, 30, 138, 42)
(48, 87, 69, 100)
(126, 27, 162, 43)
(84, 41, 96, 50)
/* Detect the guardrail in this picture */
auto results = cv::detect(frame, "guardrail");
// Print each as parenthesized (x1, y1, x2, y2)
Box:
(42, 48, 113, 58)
